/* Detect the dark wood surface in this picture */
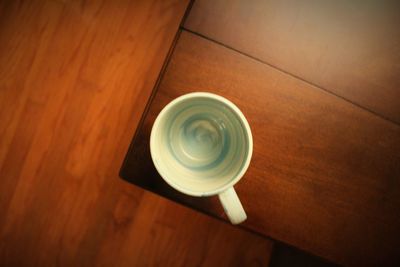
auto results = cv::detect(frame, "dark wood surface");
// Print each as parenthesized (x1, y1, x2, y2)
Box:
(121, 31, 400, 266)
(269, 243, 337, 267)
(184, 0, 400, 124)
(0, 1, 274, 266)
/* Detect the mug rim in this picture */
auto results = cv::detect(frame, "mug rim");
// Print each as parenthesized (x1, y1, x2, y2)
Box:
(150, 92, 253, 197)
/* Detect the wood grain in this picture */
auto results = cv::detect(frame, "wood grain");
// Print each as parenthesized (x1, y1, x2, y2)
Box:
(0, 1, 273, 266)
(121, 31, 400, 266)
(184, 0, 400, 124)
(95, 189, 273, 267)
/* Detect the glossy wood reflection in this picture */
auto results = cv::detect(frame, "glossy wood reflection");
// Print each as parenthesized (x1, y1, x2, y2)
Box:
(185, 0, 400, 124)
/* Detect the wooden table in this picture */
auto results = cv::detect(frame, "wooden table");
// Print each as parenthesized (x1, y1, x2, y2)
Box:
(121, 1, 400, 265)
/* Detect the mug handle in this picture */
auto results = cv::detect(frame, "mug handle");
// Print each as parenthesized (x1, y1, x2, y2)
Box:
(218, 187, 247, 224)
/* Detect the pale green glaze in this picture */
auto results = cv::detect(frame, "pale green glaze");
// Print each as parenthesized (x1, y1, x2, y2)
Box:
(151, 94, 251, 195)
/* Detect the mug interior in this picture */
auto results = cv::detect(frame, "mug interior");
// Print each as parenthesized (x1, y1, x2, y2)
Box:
(150, 93, 252, 196)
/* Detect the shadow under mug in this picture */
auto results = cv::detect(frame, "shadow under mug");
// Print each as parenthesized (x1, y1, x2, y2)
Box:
(150, 92, 253, 224)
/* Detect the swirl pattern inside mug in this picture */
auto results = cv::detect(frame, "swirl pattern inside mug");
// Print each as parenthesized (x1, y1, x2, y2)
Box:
(153, 97, 249, 193)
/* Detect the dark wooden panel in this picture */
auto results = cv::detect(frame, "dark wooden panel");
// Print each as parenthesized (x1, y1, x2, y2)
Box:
(270, 243, 337, 267)
(121, 31, 400, 266)
(184, 0, 400, 124)
(0, 0, 274, 266)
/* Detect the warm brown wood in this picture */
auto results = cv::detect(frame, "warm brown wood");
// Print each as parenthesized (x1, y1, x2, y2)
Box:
(184, 0, 400, 124)
(95, 189, 273, 267)
(0, 1, 274, 266)
(121, 31, 400, 266)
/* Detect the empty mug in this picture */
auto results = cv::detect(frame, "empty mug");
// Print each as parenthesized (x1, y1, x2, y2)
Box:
(150, 92, 253, 224)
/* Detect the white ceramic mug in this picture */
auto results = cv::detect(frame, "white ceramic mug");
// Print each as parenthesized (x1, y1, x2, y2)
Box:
(150, 92, 253, 224)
